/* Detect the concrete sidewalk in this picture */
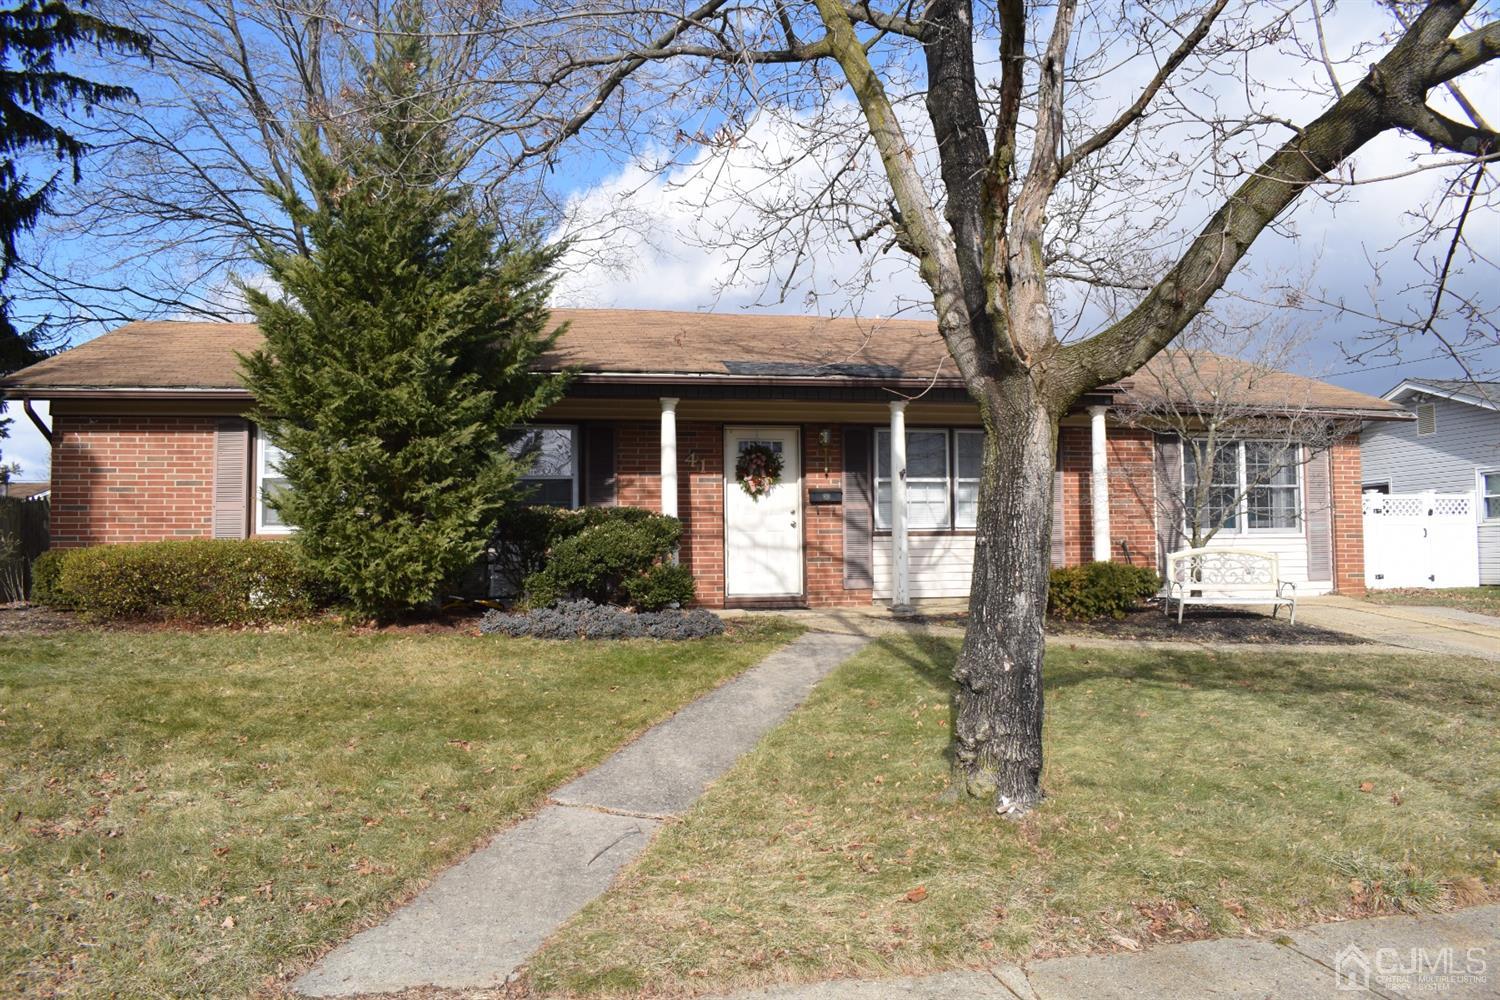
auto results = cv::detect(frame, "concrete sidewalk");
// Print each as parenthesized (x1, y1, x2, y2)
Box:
(1296, 596, 1500, 661)
(293, 630, 869, 997)
(707, 904, 1499, 999)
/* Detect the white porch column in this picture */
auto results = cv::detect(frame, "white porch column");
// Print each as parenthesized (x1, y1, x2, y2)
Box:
(659, 397, 679, 518)
(1089, 404, 1112, 562)
(889, 400, 911, 611)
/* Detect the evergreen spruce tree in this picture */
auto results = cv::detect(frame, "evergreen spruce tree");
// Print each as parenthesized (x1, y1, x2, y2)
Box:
(240, 9, 567, 620)
(0, 1, 149, 454)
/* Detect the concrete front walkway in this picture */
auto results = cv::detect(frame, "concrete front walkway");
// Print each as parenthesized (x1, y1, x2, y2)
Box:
(293, 630, 869, 997)
(1296, 595, 1500, 661)
(707, 904, 1499, 999)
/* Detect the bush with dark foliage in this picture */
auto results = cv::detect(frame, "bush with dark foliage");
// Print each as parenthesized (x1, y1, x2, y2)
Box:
(479, 599, 725, 640)
(490, 505, 658, 587)
(1048, 561, 1161, 620)
(622, 562, 696, 611)
(519, 509, 686, 608)
(46, 540, 319, 624)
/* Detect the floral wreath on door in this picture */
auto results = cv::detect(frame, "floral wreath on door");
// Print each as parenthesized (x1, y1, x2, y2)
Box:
(735, 443, 784, 500)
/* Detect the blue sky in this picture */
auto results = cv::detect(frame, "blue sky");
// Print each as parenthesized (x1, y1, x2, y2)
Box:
(4, 1, 1497, 481)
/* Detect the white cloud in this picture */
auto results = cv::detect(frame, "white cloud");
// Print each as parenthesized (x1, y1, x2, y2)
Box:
(2, 400, 51, 482)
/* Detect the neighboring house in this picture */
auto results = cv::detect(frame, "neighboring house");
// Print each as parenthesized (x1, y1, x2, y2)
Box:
(1361, 378, 1500, 586)
(0, 480, 49, 501)
(1, 310, 1403, 607)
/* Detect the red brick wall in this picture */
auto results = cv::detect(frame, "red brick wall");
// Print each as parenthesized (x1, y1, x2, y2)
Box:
(804, 425, 872, 607)
(50, 414, 217, 547)
(1329, 434, 1366, 595)
(1057, 426, 1158, 570)
(612, 420, 728, 607)
(610, 420, 869, 607)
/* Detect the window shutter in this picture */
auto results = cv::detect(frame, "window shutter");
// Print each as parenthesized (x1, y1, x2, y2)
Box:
(1050, 468, 1066, 567)
(583, 425, 617, 507)
(1153, 434, 1185, 572)
(213, 418, 250, 539)
(1305, 447, 1333, 581)
(842, 425, 874, 589)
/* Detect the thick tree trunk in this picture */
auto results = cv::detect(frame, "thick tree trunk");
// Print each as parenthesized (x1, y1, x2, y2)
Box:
(953, 373, 1059, 816)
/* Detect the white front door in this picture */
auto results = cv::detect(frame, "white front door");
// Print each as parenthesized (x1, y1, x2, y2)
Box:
(724, 426, 803, 598)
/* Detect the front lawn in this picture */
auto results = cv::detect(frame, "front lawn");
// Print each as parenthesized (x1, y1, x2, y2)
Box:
(0, 621, 799, 997)
(526, 637, 1500, 996)
(1364, 587, 1500, 618)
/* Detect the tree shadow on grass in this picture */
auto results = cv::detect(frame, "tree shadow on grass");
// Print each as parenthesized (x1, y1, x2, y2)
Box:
(1043, 644, 1497, 718)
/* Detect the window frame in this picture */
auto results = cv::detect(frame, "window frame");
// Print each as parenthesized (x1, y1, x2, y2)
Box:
(953, 429, 984, 530)
(1480, 469, 1500, 523)
(872, 426, 986, 535)
(1180, 438, 1305, 537)
(512, 424, 581, 509)
(253, 430, 294, 536)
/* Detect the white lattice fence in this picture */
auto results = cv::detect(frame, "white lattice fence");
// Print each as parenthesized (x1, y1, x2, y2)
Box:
(1362, 491, 1479, 589)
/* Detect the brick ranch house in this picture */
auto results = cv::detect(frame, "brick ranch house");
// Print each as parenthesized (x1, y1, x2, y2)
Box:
(3, 309, 1403, 607)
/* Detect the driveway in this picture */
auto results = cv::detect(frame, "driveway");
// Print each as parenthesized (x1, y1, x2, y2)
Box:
(1296, 595, 1500, 661)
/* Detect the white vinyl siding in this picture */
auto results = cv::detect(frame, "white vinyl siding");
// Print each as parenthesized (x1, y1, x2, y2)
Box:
(873, 534, 975, 599)
(1362, 395, 1500, 584)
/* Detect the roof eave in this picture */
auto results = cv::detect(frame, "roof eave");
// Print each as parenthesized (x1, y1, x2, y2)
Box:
(1382, 378, 1499, 413)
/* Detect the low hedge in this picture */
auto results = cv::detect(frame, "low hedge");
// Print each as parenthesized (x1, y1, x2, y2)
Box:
(29, 550, 70, 607)
(1048, 561, 1162, 620)
(479, 600, 725, 640)
(41, 539, 319, 624)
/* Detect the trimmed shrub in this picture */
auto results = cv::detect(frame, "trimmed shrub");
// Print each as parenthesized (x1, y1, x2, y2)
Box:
(520, 510, 683, 608)
(1048, 561, 1162, 621)
(479, 599, 724, 640)
(623, 562, 696, 611)
(29, 550, 71, 607)
(490, 504, 657, 587)
(55, 539, 319, 624)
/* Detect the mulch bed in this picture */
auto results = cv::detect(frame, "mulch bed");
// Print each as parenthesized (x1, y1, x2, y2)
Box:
(911, 604, 1367, 645)
(0, 605, 85, 636)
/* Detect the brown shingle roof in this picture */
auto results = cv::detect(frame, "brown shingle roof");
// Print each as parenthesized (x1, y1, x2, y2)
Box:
(1, 309, 1400, 415)
(1126, 351, 1405, 416)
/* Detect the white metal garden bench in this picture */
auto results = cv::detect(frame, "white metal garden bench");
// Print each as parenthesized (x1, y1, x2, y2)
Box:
(1163, 548, 1297, 625)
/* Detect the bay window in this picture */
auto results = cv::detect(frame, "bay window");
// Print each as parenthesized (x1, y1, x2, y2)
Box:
(510, 426, 578, 508)
(1183, 440, 1302, 534)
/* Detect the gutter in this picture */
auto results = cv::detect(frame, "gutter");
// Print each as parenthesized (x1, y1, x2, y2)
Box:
(23, 400, 52, 444)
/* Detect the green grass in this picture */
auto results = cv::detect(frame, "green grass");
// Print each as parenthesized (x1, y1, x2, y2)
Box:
(1364, 587, 1500, 618)
(0, 621, 800, 998)
(526, 636, 1500, 997)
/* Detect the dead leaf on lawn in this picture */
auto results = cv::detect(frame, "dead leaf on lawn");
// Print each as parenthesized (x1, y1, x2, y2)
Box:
(905, 886, 928, 903)
(221, 915, 236, 929)
(1389, 792, 1403, 806)
(1110, 934, 1141, 951)
(1359, 781, 1375, 793)
(446, 740, 474, 752)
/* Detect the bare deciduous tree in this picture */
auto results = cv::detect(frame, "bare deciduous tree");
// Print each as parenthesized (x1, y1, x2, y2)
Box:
(32, 0, 1500, 815)
(447, 0, 1497, 815)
